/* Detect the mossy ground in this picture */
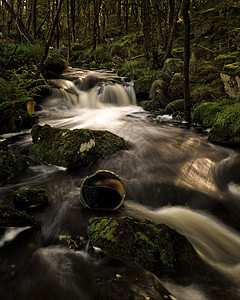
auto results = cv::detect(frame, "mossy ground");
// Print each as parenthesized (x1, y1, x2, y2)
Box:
(88, 216, 198, 277)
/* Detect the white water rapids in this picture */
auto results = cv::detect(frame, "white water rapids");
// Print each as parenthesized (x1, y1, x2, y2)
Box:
(1, 68, 240, 300)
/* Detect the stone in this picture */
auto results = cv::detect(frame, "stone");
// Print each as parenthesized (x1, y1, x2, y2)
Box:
(149, 79, 169, 108)
(194, 22, 213, 38)
(0, 149, 27, 187)
(168, 73, 184, 101)
(12, 188, 50, 211)
(30, 124, 125, 170)
(139, 100, 160, 112)
(0, 205, 38, 227)
(88, 216, 198, 277)
(161, 58, 183, 83)
(220, 73, 240, 100)
(190, 44, 215, 65)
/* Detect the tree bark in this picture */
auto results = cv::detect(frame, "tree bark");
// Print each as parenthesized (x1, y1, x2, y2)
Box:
(2, 0, 34, 44)
(151, 0, 159, 67)
(38, 0, 63, 74)
(142, 0, 151, 59)
(70, 0, 76, 42)
(182, 0, 191, 123)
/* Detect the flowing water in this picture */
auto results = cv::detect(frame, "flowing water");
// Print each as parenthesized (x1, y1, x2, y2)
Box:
(1, 68, 240, 300)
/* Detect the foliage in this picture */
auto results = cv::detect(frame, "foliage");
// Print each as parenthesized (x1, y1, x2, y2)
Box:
(209, 102, 240, 144)
(165, 99, 185, 118)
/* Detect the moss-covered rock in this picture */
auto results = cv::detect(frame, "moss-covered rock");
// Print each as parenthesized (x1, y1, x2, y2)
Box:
(12, 188, 50, 211)
(208, 102, 240, 144)
(0, 205, 38, 227)
(43, 53, 68, 79)
(165, 99, 185, 119)
(149, 78, 169, 108)
(88, 216, 198, 277)
(220, 73, 240, 100)
(30, 124, 125, 170)
(0, 149, 27, 187)
(139, 100, 160, 112)
(135, 76, 155, 98)
(0, 102, 39, 135)
(168, 73, 184, 101)
(190, 84, 222, 104)
(190, 44, 215, 64)
(161, 58, 183, 83)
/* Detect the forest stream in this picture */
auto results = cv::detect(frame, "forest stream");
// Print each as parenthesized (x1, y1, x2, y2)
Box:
(1, 68, 240, 300)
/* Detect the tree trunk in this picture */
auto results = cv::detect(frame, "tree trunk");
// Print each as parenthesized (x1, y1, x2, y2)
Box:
(38, 0, 63, 74)
(67, 0, 71, 62)
(182, 0, 191, 123)
(151, 0, 159, 67)
(142, 0, 151, 60)
(2, 0, 34, 44)
(70, 0, 76, 42)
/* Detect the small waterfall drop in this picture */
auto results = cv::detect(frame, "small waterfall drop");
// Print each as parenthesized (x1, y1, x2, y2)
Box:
(45, 72, 136, 109)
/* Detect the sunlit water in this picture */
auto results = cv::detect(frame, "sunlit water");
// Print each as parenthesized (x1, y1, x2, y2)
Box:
(1, 68, 240, 300)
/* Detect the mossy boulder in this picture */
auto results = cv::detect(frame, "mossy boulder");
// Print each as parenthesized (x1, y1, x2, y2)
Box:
(165, 99, 184, 119)
(139, 100, 160, 112)
(43, 53, 67, 79)
(30, 124, 125, 170)
(88, 216, 198, 277)
(190, 85, 222, 105)
(0, 102, 39, 135)
(208, 102, 240, 144)
(190, 44, 215, 64)
(0, 149, 27, 187)
(149, 78, 169, 108)
(168, 73, 184, 101)
(0, 205, 38, 227)
(220, 63, 240, 100)
(161, 58, 183, 83)
(12, 188, 50, 211)
(135, 76, 154, 98)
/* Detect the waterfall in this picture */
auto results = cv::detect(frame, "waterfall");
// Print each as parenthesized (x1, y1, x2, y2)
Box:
(46, 74, 136, 109)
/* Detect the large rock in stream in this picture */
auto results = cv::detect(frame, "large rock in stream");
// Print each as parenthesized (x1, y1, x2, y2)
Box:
(88, 216, 198, 278)
(30, 124, 125, 170)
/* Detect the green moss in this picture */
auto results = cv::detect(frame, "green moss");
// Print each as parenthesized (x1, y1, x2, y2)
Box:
(209, 102, 240, 144)
(0, 205, 38, 227)
(88, 216, 198, 277)
(0, 149, 27, 187)
(222, 62, 240, 77)
(139, 100, 160, 112)
(165, 99, 184, 118)
(12, 188, 50, 211)
(30, 124, 125, 170)
(43, 53, 68, 79)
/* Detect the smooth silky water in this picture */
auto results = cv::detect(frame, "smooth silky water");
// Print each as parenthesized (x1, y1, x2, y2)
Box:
(1, 68, 240, 300)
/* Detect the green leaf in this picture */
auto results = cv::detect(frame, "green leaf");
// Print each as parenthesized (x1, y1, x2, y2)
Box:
(26, 100, 36, 115)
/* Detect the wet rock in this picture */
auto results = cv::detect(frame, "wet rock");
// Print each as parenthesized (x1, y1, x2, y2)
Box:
(12, 188, 50, 211)
(161, 58, 183, 83)
(88, 216, 198, 277)
(0, 149, 27, 186)
(149, 78, 169, 107)
(0, 205, 38, 227)
(139, 100, 160, 112)
(30, 124, 125, 170)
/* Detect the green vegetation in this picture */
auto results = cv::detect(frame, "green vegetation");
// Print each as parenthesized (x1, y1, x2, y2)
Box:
(30, 124, 125, 170)
(88, 216, 198, 277)
(12, 188, 50, 211)
(0, 205, 38, 227)
(0, 149, 27, 186)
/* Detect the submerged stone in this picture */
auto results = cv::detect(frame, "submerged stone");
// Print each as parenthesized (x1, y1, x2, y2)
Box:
(0, 149, 27, 187)
(0, 205, 38, 227)
(88, 216, 198, 277)
(12, 188, 50, 211)
(30, 124, 125, 170)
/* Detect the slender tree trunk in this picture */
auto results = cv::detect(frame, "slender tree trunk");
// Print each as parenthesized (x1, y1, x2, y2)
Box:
(117, 0, 121, 25)
(164, 0, 181, 60)
(92, 0, 101, 50)
(182, 0, 191, 123)
(32, 0, 37, 38)
(142, 0, 151, 59)
(38, 0, 63, 73)
(151, 0, 159, 67)
(56, 0, 60, 48)
(124, 0, 129, 33)
(2, 0, 34, 44)
(70, 0, 76, 42)
(67, 0, 71, 62)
